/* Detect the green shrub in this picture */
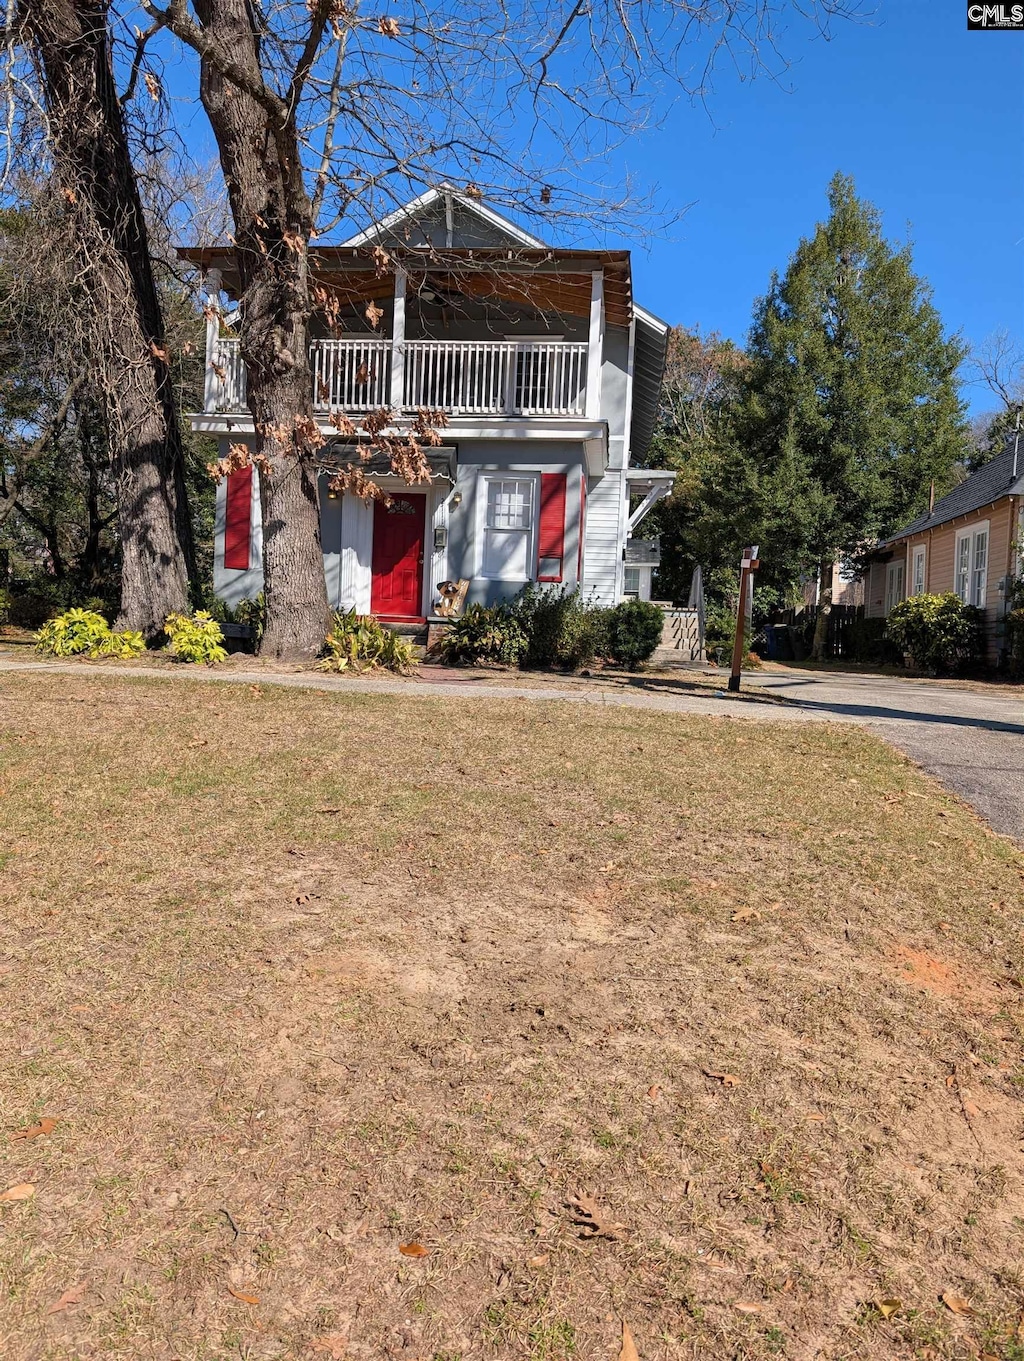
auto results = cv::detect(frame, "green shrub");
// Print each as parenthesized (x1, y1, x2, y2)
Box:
(436, 602, 528, 666)
(0, 587, 10, 626)
(34, 608, 145, 659)
(235, 592, 266, 646)
(1006, 578, 1024, 677)
(164, 611, 228, 665)
(604, 598, 665, 669)
(317, 609, 418, 674)
(510, 585, 607, 669)
(885, 593, 985, 673)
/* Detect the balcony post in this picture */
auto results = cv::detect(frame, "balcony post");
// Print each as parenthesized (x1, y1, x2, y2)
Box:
(390, 267, 407, 413)
(585, 269, 604, 419)
(203, 268, 223, 413)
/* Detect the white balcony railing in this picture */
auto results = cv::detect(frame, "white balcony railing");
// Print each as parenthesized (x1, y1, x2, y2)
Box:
(208, 337, 588, 418)
(403, 340, 587, 417)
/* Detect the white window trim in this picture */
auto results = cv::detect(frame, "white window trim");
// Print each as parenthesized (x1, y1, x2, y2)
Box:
(885, 559, 905, 616)
(954, 520, 989, 608)
(911, 543, 927, 596)
(477, 473, 540, 581)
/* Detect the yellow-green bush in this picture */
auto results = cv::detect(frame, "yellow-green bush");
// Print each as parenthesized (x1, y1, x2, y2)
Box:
(35, 608, 145, 659)
(317, 610, 418, 674)
(164, 611, 228, 665)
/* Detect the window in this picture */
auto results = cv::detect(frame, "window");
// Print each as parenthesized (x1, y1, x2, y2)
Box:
(481, 477, 535, 579)
(623, 567, 641, 598)
(885, 560, 904, 615)
(911, 545, 926, 596)
(955, 523, 989, 607)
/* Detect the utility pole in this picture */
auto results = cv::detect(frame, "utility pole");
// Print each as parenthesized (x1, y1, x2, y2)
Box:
(728, 546, 759, 693)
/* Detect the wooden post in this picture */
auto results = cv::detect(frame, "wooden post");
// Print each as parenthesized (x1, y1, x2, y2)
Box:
(203, 267, 222, 414)
(585, 269, 604, 419)
(728, 546, 759, 693)
(390, 266, 407, 413)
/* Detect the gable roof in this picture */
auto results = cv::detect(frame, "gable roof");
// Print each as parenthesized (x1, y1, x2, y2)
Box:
(339, 187, 546, 250)
(883, 434, 1024, 545)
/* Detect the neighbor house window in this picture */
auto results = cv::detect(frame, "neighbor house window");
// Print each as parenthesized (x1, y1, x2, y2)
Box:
(481, 477, 535, 579)
(885, 560, 904, 615)
(911, 545, 926, 595)
(623, 567, 641, 598)
(955, 523, 989, 607)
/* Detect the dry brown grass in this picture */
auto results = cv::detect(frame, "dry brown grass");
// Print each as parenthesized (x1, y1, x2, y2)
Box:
(0, 671, 1022, 1361)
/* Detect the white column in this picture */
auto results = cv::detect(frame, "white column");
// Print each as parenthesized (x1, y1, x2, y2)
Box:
(390, 267, 407, 413)
(203, 268, 223, 414)
(585, 269, 604, 420)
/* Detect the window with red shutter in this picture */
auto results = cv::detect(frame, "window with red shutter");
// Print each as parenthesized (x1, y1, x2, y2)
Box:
(537, 472, 566, 582)
(224, 465, 253, 570)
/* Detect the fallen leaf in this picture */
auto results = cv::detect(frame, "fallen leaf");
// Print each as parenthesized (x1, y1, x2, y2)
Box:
(47, 1282, 87, 1314)
(227, 1286, 260, 1304)
(398, 1241, 431, 1258)
(805, 1111, 826, 1123)
(781, 1277, 795, 1293)
(938, 921, 952, 932)
(731, 907, 760, 923)
(703, 1070, 741, 1087)
(566, 1192, 626, 1241)
(527, 1253, 550, 1269)
(598, 862, 617, 873)
(874, 1298, 901, 1319)
(647, 1085, 662, 1101)
(945, 1074, 956, 1089)
(940, 1291, 973, 1316)
(309, 1335, 348, 1359)
(11, 1117, 57, 1141)
(0, 1183, 35, 1202)
(735, 1301, 763, 1314)
(619, 1319, 640, 1361)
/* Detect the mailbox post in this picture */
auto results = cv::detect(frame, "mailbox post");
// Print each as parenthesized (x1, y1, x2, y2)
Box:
(728, 546, 759, 693)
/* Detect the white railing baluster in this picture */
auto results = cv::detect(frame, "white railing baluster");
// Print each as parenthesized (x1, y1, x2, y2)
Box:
(209, 336, 587, 419)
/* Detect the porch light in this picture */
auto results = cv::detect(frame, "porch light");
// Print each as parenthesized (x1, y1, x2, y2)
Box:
(450, 491, 462, 508)
(326, 487, 340, 500)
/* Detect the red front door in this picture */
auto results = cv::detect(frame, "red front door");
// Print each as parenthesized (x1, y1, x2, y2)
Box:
(370, 493, 426, 619)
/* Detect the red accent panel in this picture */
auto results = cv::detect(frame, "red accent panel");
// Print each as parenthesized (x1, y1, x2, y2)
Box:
(537, 472, 567, 581)
(224, 465, 253, 571)
(370, 492, 426, 619)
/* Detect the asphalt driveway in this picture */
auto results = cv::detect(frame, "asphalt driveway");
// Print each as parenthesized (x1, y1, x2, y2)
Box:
(743, 668, 1024, 843)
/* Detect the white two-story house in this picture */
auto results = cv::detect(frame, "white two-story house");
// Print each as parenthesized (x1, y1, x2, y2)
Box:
(180, 189, 673, 624)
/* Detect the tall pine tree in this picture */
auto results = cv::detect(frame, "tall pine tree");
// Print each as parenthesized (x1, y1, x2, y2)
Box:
(744, 173, 968, 652)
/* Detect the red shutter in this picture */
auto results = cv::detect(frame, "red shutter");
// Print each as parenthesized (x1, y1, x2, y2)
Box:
(224, 465, 253, 570)
(537, 472, 567, 582)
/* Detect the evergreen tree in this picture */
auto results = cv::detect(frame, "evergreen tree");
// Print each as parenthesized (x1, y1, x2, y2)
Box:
(743, 173, 968, 651)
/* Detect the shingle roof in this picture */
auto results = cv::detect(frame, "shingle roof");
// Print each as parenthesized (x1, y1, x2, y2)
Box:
(883, 435, 1024, 545)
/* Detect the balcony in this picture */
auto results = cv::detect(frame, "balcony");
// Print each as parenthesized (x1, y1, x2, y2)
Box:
(207, 336, 590, 420)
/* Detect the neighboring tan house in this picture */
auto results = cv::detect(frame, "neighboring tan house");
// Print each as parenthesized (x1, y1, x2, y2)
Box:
(178, 189, 674, 623)
(864, 440, 1024, 662)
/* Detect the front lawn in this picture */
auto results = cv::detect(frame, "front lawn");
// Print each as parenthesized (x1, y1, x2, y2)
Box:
(0, 673, 1022, 1360)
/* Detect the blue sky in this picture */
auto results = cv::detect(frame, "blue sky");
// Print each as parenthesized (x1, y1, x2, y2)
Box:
(616, 0, 1023, 415)
(158, 1, 1020, 416)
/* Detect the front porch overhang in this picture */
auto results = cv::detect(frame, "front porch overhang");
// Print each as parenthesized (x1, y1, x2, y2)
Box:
(188, 413, 608, 476)
(625, 467, 676, 535)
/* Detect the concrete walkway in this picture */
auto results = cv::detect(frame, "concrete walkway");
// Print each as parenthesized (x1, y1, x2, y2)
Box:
(2, 655, 1022, 842)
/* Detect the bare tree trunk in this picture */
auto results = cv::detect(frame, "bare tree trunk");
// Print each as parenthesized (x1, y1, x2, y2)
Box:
(811, 557, 833, 660)
(23, 0, 196, 637)
(190, 0, 331, 660)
